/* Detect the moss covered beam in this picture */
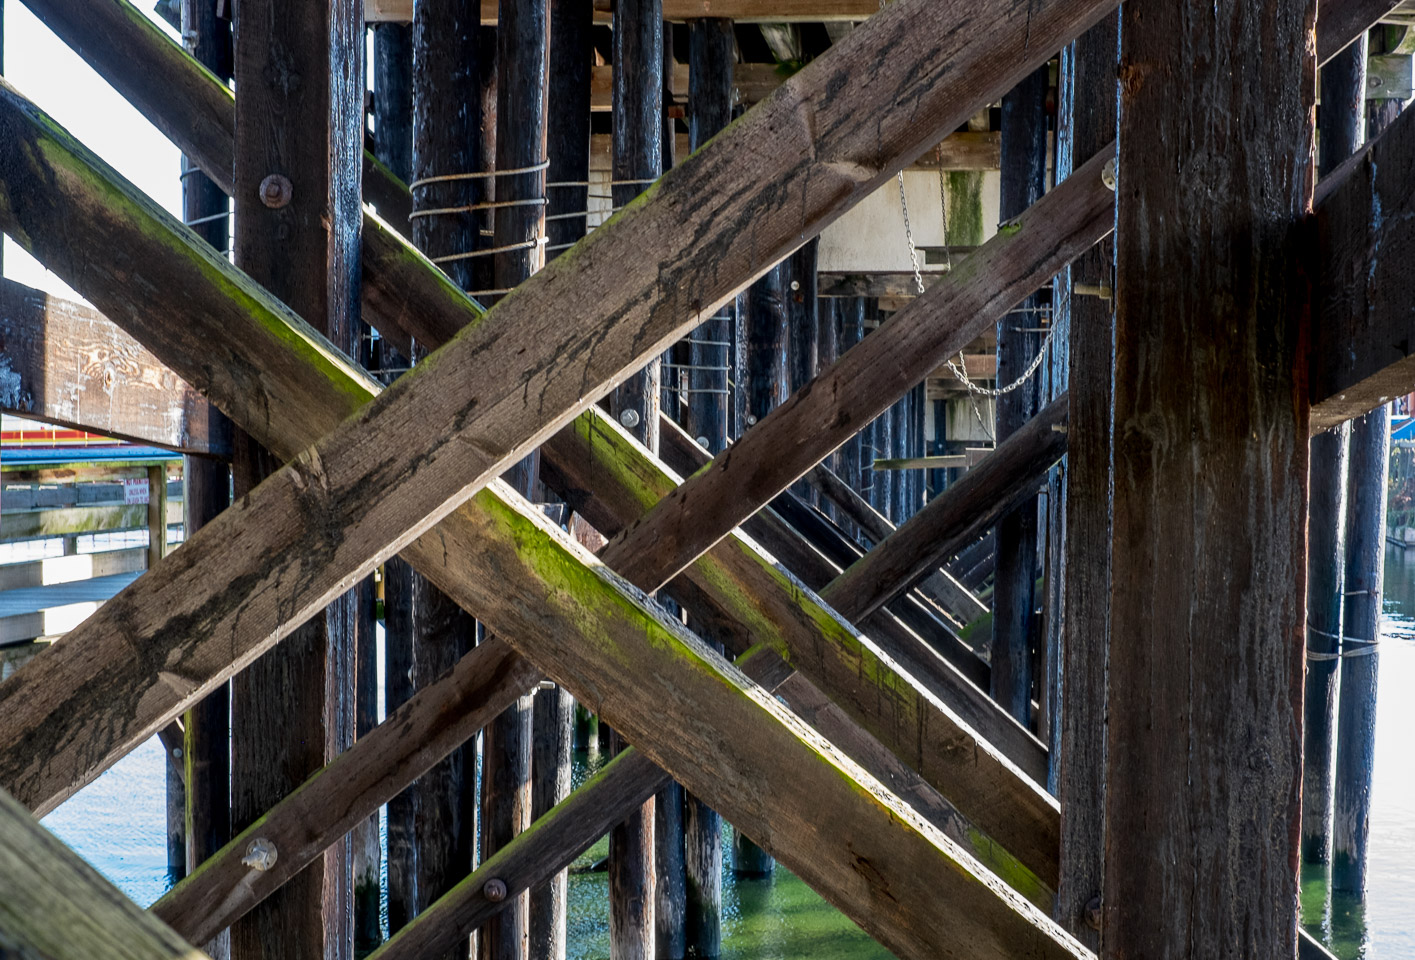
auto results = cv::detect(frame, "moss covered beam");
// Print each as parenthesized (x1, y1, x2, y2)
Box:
(540, 407, 1060, 890)
(0, 79, 1088, 960)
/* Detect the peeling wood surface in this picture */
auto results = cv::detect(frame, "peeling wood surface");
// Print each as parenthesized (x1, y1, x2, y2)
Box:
(0, 279, 229, 457)
(1311, 94, 1415, 429)
(1103, 1, 1315, 956)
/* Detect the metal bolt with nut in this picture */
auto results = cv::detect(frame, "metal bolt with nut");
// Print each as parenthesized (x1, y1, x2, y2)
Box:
(259, 174, 293, 209)
(483, 878, 508, 902)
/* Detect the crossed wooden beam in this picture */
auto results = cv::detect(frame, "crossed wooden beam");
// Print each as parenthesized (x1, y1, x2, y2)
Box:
(0, 0, 1407, 956)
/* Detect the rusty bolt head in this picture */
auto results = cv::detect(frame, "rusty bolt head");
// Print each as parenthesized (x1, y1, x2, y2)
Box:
(1084, 895, 1103, 931)
(259, 174, 293, 209)
(483, 878, 508, 902)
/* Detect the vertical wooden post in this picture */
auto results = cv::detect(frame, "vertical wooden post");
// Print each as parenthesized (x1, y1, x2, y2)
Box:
(1303, 33, 1366, 867)
(482, 4, 550, 959)
(1104, 1, 1314, 956)
(177, 9, 233, 956)
(889, 395, 909, 522)
(406, 6, 483, 958)
(990, 63, 1049, 728)
(607, 3, 662, 958)
(530, 7, 591, 958)
(1333, 404, 1387, 896)
(1330, 76, 1404, 901)
(229, 1, 363, 958)
(787, 241, 819, 507)
(1055, 16, 1115, 948)
(149, 459, 183, 886)
(607, 0, 664, 452)
(838, 299, 866, 532)
(373, 17, 414, 948)
(680, 22, 731, 957)
(146, 464, 168, 572)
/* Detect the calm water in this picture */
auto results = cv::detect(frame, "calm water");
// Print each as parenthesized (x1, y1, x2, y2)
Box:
(36, 556, 1415, 957)
(1299, 544, 1415, 960)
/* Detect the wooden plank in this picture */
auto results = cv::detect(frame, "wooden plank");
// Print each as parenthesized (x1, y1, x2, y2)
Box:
(0, 279, 230, 457)
(590, 62, 780, 111)
(540, 408, 1060, 889)
(401, 483, 1089, 960)
(0, 782, 205, 960)
(368, 750, 671, 960)
(805, 462, 987, 622)
(652, 419, 1046, 782)
(823, 399, 1066, 629)
(604, 145, 1114, 596)
(0, 0, 1103, 826)
(151, 637, 539, 946)
(1103, 2, 1314, 957)
(0, 546, 145, 590)
(228, 2, 364, 959)
(1054, 13, 1116, 947)
(365, 0, 882, 23)
(1310, 87, 1415, 430)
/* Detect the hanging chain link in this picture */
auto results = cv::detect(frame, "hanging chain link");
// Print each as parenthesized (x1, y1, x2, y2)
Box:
(894, 152, 1055, 400)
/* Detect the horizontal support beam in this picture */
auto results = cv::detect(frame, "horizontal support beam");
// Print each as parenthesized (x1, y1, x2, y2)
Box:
(0, 279, 230, 457)
(0, 783, 201, 960)
(151, 637, 539, 945)
(365, 0, 882, 23)
(1310, 79, 1415, 430)
(0, 499, 182, 543)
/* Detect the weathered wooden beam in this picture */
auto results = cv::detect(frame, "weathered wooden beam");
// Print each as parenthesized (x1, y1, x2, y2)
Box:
(1053, 13, 1116, 947)
(653, 418, 1046, 781)
(540, 409, 1060, 888)
(229, 1, 365, 957)
(1103, 2, 1314, 957)
(0, 279, 230, 457)
(0, 82, 1088, 960)
(369, 750, 670, 960)
(0, 783, 205, 960)
(604, 144, 1114, 597)
(1311, 84, 1415, 429)
(0, 499, 181, 543)
(824, 399, 1067, 623)
(365, 0, 880, 23)
(151, 637, 539, 946)
(804, 461, 988, 623)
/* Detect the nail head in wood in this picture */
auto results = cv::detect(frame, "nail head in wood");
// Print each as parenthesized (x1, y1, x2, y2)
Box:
(259, 174, 293, 209)
(483, 878, 508, 902)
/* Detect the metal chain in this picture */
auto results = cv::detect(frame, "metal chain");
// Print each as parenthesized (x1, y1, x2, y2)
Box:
(894, 159, 1054, 399)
